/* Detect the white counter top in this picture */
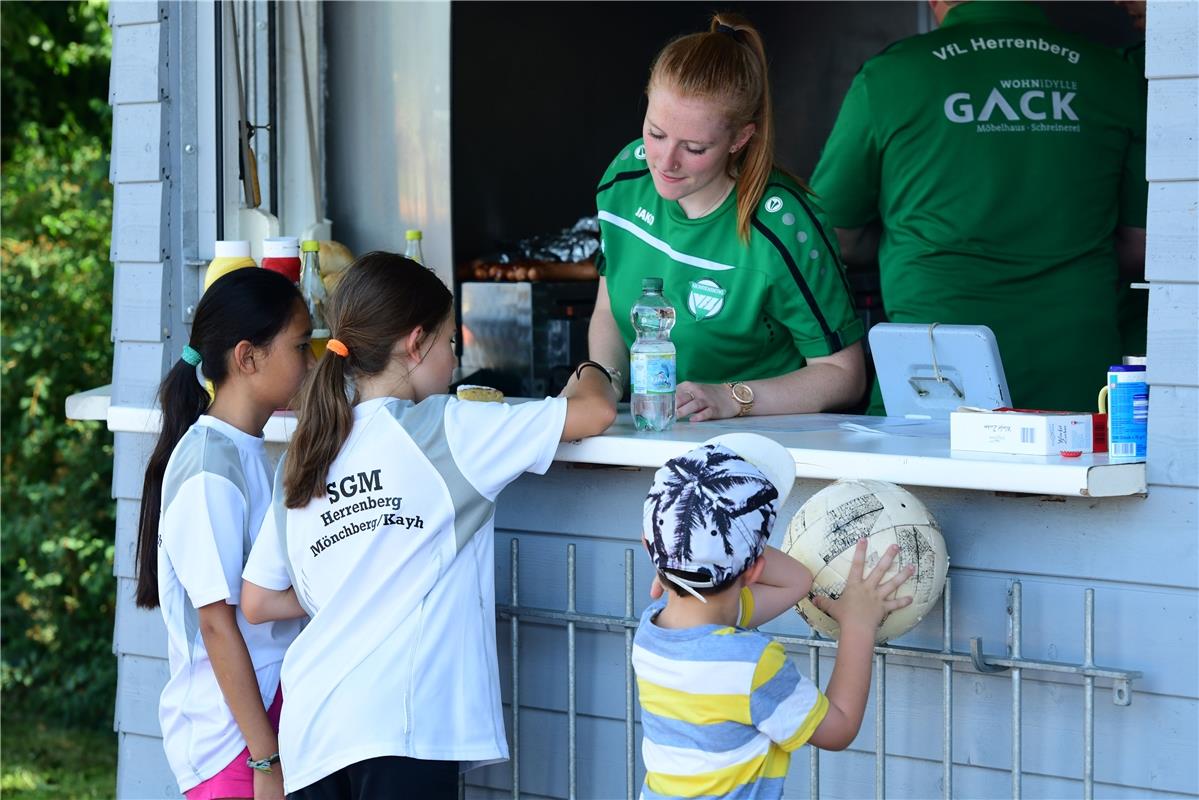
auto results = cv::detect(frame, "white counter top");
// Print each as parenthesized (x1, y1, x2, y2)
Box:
(68, 385, 1146, 498)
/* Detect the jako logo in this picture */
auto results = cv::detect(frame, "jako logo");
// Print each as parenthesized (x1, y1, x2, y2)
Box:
(634, 144, 647, 160)
(944, 88, 1077, 123)
(636, 207, 655, 226)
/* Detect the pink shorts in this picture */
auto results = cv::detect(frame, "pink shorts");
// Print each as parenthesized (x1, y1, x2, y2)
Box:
(185, 689, 283, 800)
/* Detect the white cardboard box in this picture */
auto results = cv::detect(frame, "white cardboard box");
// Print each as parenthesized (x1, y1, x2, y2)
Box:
(950, 409, 1094, 455)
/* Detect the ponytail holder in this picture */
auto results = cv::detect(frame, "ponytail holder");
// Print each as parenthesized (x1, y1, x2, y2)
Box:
(716, 23, 738, 38)
(326, 339, 349, 358)
(181, 345, 203, 367)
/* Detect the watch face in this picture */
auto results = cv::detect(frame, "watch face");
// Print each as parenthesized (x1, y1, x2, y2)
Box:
(732, 383, 754, 404)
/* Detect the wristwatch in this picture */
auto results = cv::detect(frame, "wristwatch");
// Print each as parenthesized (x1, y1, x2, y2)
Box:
(246, 753, 280, 773)
(728, 382, 754, 417)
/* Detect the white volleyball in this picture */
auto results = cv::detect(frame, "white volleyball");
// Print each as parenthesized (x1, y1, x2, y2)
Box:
(782, 479, 948, 644)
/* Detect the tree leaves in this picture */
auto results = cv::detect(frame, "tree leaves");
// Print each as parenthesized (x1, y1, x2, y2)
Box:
(0, 0, 116, 726)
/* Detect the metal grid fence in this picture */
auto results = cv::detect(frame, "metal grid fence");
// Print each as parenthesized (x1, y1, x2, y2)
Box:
(471, 539, 1141, 800)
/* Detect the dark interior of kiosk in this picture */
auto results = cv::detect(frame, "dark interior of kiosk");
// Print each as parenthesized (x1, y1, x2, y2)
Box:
(354, 2, 1143, 400)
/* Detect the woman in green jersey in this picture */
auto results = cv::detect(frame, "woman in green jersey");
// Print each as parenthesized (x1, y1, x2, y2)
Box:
(588, 13, 866, 421)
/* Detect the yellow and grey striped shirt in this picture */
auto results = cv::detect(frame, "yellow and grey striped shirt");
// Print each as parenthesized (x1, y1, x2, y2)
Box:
(632, 589, 828, 799)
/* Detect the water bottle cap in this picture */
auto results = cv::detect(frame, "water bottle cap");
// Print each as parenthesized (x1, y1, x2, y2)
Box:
(214, 240, 251, 259)
(405, 230, 423, 241)
(642, 277, 663, 292)
(301, 240, 320, 253)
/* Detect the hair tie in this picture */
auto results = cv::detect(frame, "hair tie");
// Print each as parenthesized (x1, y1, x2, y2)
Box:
(326, 339, 349, 358)
(181, 345, 203, 367)
(716, 23, 738, 38)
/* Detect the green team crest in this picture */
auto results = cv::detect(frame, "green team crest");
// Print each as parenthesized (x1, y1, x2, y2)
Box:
(687, 278, 727, 321)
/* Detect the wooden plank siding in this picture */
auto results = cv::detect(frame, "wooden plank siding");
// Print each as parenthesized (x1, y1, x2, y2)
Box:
(1146, 77, 1199, 182)
(1146, 181, 1199, 283)
(107, 2, 177, 796)
(1144, 2, 1199, 80)
(116, 730, 183, 800)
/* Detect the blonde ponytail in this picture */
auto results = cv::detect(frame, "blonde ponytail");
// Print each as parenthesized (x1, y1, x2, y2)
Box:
(284, 352, 355, 508)
(649, 12, 790, 243)
(283, 252, 453, 508)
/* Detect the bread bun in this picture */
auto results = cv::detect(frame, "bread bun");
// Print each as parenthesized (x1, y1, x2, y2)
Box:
(318, 240, 355, 293)
(456, 385, 504, 402)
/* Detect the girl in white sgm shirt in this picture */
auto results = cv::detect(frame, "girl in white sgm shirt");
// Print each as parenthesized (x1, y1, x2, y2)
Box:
(134, 268, 313, 800)
(241, 252, 617, 798)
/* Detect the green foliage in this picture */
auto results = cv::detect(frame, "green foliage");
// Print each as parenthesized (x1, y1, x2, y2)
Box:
(0, 0, 111, 162)
(1, 0, 117, 726)
(1, 710, 117, 798)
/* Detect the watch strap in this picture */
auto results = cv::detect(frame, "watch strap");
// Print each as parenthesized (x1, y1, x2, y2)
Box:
(728, 382, 754, 417)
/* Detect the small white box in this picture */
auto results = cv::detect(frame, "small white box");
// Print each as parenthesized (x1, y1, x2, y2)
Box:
(950, 409, 1093, 455)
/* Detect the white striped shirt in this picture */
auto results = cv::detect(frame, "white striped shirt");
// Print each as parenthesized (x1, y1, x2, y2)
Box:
(632, 589, 828, 799)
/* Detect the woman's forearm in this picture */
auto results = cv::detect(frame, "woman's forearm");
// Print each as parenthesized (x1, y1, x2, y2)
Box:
(742, 341, 867, 415)
(587, 277, 630, 382)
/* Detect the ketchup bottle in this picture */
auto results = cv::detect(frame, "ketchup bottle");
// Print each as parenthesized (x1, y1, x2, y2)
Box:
(261, 237, 302, 284)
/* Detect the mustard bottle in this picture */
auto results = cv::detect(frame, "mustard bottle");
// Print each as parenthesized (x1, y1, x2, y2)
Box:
(204, 240, 257, 291)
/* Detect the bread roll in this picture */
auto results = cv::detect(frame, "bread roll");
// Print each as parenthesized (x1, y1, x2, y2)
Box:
(318, 240, 355, 293)
(456, 385, 504, 402)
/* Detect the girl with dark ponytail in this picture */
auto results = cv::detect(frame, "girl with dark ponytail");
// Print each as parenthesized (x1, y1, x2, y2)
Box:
(589, 12, 867, 423)
(241, 252, 617, 797)
(135, 267, 312, 800)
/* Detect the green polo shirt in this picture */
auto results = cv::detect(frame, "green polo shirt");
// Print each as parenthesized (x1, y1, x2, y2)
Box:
(596, 139, 863, 386)
(811, 1, 1146, 412)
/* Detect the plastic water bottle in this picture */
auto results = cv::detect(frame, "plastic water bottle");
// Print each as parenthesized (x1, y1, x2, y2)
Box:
(404, 229, 424, 265)
(630, 277, 676, 432)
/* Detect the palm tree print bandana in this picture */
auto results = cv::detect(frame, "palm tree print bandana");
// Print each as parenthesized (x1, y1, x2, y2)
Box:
(643, 444, 780, 588)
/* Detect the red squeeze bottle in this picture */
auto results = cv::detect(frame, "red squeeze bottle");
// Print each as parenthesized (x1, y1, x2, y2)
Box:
(261, 237, 302, 284)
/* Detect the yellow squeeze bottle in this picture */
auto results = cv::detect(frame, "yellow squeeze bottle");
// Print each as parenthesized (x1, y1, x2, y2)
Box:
(204, 240, 257, 291)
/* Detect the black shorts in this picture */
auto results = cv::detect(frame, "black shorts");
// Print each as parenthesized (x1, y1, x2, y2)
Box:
(287, 756, 458, 800)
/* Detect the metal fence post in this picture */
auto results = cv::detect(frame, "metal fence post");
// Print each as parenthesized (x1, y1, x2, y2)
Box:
(1083, 588, 1095, 800)
(942, 577, 954, 800)
(567, 544, 577, 800)
(1010, 581, 1023, 800)
(625, 549, 636, 800)
(511, 539, 520, 800)
(875, 653, 887, 800)
(809, 640, 821, 800)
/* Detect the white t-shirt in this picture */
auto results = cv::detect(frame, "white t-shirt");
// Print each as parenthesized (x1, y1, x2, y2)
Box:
(243, 394, 568, 793)
(157, 415, 303, 794)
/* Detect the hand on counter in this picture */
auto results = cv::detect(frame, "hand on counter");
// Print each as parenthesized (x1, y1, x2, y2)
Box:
(676, 381, 739, 422)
